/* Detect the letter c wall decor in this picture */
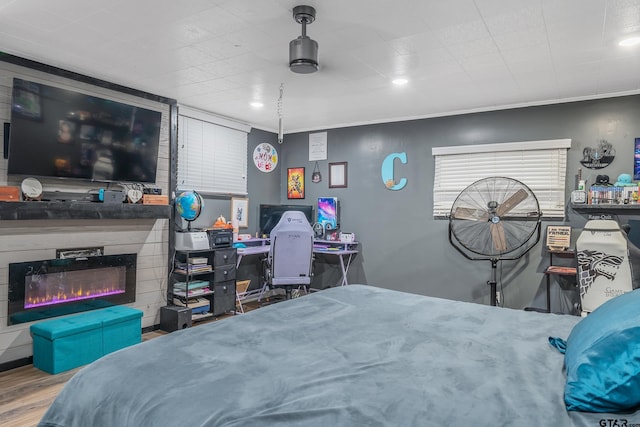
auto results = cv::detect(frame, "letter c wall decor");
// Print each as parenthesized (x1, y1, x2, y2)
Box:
(381, 152, 408, 190)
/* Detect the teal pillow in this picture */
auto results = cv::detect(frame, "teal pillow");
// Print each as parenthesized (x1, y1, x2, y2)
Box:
(562, 289, 640, 412)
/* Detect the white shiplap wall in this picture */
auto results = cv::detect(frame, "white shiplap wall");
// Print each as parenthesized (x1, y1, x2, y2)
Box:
(0, 61, 171, 365)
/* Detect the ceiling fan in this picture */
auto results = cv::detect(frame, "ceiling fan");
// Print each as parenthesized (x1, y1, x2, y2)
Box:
(289, 5, 319, 74)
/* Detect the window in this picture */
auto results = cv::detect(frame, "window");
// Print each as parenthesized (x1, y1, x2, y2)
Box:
(432, 139, 571, 218)
(177, 106, 249, 195)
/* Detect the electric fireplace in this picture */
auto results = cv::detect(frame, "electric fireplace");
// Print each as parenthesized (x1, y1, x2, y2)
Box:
(8, 254, 136, 325)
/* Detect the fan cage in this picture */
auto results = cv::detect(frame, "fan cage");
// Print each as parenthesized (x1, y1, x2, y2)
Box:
(448, 177, 542, 260)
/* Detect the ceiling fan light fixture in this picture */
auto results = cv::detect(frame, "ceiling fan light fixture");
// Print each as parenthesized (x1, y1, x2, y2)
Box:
(289, 5, 319, 74)
(619, 35, 640, 47)
(392, 78, 409, 86)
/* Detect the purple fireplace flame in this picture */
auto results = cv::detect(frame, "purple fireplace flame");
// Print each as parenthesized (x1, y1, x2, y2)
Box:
(24, 266, 127, 308)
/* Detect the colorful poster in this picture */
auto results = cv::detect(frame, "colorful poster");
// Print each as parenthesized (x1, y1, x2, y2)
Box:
(287, 167, 305, 199)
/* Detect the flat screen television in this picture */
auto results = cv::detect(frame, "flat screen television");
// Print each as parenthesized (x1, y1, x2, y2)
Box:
(7, 78, 162, 183)
(259, 204, 314, 236)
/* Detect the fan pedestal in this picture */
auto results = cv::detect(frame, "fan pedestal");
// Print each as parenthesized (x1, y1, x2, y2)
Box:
(488, 258, 498, 306)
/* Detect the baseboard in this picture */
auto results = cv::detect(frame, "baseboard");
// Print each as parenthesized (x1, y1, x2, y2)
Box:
(142, 324, 160, 334)
(0, 356, 33, 372)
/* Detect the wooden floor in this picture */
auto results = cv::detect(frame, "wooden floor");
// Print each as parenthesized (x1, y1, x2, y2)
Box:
(0, 299, 268, 427)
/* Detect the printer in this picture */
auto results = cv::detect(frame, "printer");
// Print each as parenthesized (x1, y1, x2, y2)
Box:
(175, 231, 210, 251)
(175, 229, 232, 250)
(206, 228, 233, 248)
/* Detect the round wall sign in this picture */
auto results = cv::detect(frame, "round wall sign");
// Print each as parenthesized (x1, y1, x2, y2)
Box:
(253, 142, 278, 173)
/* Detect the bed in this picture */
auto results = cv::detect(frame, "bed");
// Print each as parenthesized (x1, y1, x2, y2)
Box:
(38, 285, 640, 426)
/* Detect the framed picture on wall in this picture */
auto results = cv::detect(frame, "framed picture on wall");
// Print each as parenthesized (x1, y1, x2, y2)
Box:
(287, 167, 305, 199)
(329, 162, 348, 188)
(231, 197, 249, 228)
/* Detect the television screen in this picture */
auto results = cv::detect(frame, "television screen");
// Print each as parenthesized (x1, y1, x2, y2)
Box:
(8, 78, 162, 183)
(259, 204, 313, 236)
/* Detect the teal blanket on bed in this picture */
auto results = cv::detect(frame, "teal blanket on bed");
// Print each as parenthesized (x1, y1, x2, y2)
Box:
(38, 285, 640, 426)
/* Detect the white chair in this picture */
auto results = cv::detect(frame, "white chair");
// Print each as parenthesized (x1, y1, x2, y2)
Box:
(576, 219, 634, 316)
(265, 211, 314, 300)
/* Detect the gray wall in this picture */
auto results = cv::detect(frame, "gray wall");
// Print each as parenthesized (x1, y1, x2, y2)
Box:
(259, 95, 640, 313)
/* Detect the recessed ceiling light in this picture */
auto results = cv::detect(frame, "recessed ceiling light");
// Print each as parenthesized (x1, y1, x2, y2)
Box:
(250, 101, 264, 108)
(619, 36, 640, 47)
(392, 78, 408, 86)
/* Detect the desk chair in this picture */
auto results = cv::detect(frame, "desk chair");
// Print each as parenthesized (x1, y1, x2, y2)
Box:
(576, 219, 633, 316)
(265, 211, 314, 300)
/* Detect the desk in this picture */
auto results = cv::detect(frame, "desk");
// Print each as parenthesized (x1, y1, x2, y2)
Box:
(235, 239, 359, 288)
(235, 239, 270, 301)
(313, 240, 359, 287)
(236, 244, 269, 269)
(312, 247, 358, 287)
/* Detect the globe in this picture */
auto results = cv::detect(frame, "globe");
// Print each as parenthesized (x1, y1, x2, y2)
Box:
(175, 191, 203, 228)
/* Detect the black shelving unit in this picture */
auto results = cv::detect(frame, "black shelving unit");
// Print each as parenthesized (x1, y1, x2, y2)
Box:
(168, 247, 237, 324)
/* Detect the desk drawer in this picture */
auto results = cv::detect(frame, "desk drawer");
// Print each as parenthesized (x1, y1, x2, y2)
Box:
(212, 281, 235, 316)
(213, 264, 236, 283)
(213, 248, 236, 267)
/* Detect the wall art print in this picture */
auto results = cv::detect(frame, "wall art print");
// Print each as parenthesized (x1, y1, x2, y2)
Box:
(231, 197, 248, 228)
(328, 162, 348, 188)
(287, 167, 305, 199)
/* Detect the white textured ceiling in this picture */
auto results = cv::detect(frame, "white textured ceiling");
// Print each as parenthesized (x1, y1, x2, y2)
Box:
(1, 0, 639, 133)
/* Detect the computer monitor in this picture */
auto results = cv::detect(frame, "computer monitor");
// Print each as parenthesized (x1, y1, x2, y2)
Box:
(259, 204, 314, 236)
(634, 137, 640, 180)
(317, 197, 339, 230)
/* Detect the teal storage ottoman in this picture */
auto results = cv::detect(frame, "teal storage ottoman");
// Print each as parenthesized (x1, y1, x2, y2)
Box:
(31, 315, 103, 374)
(99, 306, 143, 354)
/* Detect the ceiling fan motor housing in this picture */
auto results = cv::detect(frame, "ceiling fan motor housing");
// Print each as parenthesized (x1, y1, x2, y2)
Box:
(289, 36, 318, 73)
(289, 5, 319, 74)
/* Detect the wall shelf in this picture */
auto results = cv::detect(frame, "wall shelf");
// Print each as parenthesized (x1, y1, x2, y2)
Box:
(0, 201, 170, 220)
(570, 203, 640, 212)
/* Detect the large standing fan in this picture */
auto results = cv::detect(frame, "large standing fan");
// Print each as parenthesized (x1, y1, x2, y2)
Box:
(449, 177, 542, 306)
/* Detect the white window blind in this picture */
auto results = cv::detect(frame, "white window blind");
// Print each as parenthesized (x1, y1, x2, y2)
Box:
(177, 107, 249, 195)
(432, 139, 571, 218)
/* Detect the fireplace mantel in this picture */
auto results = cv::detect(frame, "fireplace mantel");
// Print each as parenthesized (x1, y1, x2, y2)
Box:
(0, 201, 170, 220)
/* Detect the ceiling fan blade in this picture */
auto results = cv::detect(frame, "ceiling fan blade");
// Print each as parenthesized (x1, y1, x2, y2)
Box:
(490, 222, 507, 252)
(452, 207, 490, 221)
(496, 188, 528, 217)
